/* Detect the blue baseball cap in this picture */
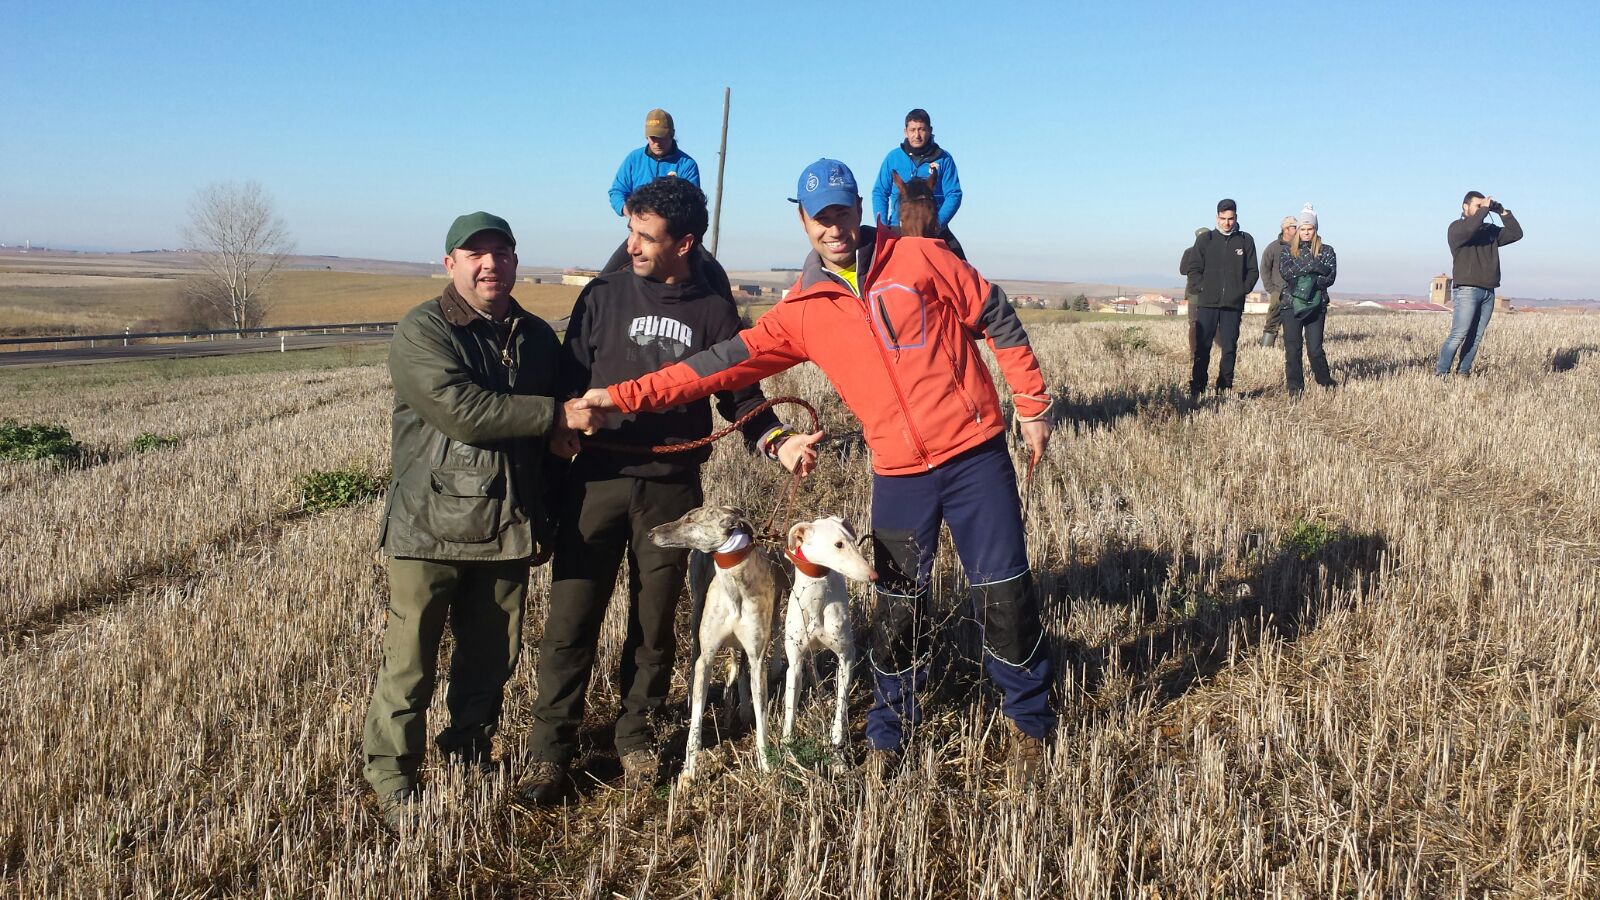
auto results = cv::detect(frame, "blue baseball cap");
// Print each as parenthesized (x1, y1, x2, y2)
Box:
(789, 158, 859, 217)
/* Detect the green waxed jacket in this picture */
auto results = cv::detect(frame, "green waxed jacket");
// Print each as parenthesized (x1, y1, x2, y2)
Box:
(379, 286, 561, 562)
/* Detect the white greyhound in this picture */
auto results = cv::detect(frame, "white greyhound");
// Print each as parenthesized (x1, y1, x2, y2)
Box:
(648, 505, 785, 783)
(781, 516, 876, 750)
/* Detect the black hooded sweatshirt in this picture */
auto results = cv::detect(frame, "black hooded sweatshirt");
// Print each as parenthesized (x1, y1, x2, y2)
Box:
(559, 264, 781, 479)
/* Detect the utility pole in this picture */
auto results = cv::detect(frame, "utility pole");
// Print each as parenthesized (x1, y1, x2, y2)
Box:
(709, 87, 730, 258)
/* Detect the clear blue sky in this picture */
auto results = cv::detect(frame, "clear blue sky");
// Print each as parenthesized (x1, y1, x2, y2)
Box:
(4, 1, 1595, 297)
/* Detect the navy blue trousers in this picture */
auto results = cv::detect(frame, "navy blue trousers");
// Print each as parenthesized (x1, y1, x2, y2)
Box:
(866, 436, 1055, 749)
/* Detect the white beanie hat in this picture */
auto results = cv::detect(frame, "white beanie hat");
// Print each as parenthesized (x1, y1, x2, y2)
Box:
(1296, 203, 1318, 228)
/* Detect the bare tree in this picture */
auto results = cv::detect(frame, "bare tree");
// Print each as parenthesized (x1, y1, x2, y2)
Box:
(181, 181, 293, 331)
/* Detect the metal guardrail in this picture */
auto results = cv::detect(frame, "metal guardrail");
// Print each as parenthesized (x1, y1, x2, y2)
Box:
(0, 322, 398, 350)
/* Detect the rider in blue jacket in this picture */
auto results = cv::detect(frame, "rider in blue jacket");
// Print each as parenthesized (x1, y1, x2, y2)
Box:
(871, 108, 966, 259)
(601, 108, 730, 298)
(608, 108, 700, 217)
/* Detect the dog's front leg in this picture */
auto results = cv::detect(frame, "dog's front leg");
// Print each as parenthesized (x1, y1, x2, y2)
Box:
(748, 645, 773, 772)
(682, 641, 720, 785)
(782, 633, 803, 742)
(832, 637, 854, 749)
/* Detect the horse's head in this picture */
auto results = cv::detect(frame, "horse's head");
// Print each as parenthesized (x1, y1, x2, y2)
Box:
(892, 171, 940, 239)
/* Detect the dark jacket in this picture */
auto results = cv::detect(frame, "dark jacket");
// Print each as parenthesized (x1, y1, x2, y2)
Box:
(379, 286, 561, 562)
(1179, 245, 1203, 298)
(1260, 238, 1290, 297)
(1185, 228, 1260, 310)
(1448, 208, 1523, 289)
(1279, 240, 1337, 318)
(560, 267, 781, 480)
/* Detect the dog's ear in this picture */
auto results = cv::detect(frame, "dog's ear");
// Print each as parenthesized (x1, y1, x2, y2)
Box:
(723, 507, 751, 532)
(786, 522, 810, 551)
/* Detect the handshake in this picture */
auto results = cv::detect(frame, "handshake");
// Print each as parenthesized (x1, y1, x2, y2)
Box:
(546, 388, 825, 476)
(548, 389, 622, 458)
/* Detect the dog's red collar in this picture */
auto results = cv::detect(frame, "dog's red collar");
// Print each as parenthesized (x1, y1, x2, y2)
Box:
(714, 545, 755, 568)
(786, 546, 828, 579)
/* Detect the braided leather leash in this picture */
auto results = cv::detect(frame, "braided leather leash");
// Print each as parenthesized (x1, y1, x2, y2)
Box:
(581, 396, 821, 540)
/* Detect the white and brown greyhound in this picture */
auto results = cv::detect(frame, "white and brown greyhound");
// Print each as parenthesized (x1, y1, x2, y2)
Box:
(781, 516, 876, 750)
(649, 505, 785, 783)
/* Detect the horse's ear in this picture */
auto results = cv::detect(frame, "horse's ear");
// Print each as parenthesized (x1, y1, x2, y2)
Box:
(892, 171, 906, 193)
(925, 171, 937, 190)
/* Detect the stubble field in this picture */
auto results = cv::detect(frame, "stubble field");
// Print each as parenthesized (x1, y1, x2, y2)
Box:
(1, 313, 1597, 897)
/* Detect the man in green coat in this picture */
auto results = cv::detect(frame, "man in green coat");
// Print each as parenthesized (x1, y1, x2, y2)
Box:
(363, 212, 603, 828)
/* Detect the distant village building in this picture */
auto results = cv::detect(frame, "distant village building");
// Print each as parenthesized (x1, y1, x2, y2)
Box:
(1357, 300, 1450, 313)
(1429, 274, 1451, 305)
(736, 284, 764, 297)
(1133, 300, 1180, 317)
(561, 269, 598, 287)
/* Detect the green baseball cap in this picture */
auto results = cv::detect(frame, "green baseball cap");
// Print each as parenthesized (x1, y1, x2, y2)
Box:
(444, 211, 515, 255)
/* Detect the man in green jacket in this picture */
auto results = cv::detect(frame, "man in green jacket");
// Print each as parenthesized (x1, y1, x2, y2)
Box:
(363, 212, 603, 828)
(1258, 216, 1297, 347)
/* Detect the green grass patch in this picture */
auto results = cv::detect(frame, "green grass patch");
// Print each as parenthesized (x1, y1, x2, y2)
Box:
(1284, 518, 1337, 560)
(781, 734, 832, 770)
(1103, 325, 1152, 353)
(0, 419, 81, 463)
(130, 432, 180, 453)
(297, 466, 386, 513)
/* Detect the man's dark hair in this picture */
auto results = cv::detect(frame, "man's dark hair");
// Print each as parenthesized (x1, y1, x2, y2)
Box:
(1217, 198, 1237, 213)
(905, 108, 931, 127)
(1462, 190, 1486, 205)
(625, 176, 709, 240)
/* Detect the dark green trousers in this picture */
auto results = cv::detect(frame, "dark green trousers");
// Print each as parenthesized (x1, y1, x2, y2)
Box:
(362, 556, 528, 795)
(526, 474, 701, 764)
(1263, 289, 1285, 335)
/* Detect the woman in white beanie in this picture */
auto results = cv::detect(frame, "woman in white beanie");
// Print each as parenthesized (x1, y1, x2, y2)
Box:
(1277, 204, 1338, 394)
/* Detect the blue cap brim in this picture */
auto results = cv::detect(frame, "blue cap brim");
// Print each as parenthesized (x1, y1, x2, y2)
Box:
(791, 188, 859, 218)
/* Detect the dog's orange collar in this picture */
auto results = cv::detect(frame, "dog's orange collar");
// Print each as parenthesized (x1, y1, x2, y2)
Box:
(786, 546, 828, 579)
(714, 545, 755, 568)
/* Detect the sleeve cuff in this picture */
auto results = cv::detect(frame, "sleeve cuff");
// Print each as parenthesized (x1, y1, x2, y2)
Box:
(1014, 392, 1052, 422)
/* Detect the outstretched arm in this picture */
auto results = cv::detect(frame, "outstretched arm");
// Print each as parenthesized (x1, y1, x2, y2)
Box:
(583, 306, 810, 416)
(391, 317, 559, 445)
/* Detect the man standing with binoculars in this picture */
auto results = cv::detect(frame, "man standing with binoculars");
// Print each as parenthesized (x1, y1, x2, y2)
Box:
(1437, 191, 1524, 377)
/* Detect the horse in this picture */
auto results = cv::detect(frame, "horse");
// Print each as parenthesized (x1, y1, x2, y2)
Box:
(891, 171, 940, 239)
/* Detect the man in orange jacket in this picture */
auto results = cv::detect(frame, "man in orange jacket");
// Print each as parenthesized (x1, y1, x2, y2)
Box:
(579, 159, 1056, 773)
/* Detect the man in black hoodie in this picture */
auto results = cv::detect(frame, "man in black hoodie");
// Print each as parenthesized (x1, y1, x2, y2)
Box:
(521, 178, 813, 801)
(1436, 191, 1523, 376)
(1183, 198, 1259, 398)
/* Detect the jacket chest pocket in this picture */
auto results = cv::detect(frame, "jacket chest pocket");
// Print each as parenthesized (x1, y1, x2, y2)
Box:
(422, 466, 503, 544)
(867, 283, 927, 350)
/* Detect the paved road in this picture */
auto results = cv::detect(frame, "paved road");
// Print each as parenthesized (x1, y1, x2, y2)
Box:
(0, 332, 393, 369)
